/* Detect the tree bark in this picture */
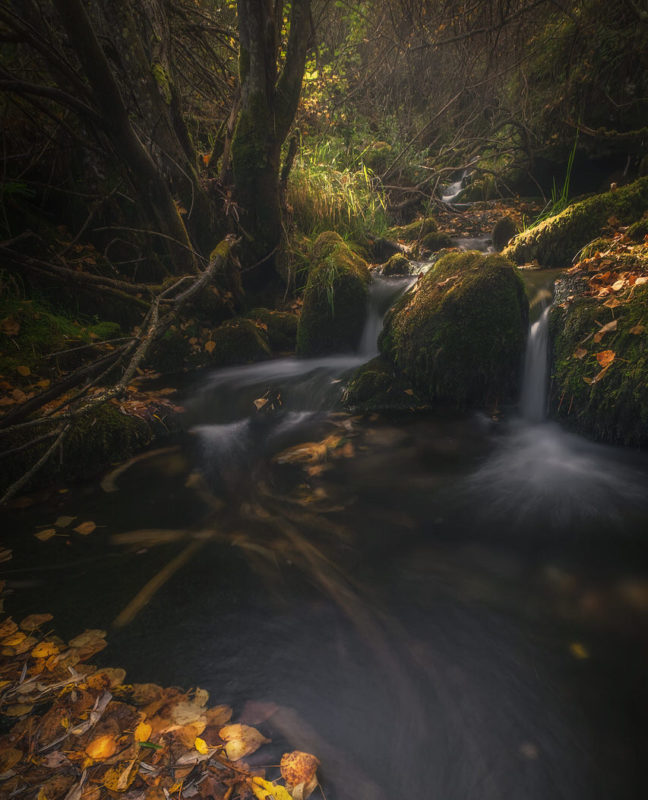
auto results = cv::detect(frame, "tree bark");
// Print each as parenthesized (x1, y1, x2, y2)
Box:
(232, 0, 311, 290)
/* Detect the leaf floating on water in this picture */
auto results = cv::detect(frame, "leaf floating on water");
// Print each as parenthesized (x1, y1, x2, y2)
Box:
(219, 723, 270, 761)
(73, 521, 96, 536)
(20, 613, 53, 631)
(572, 347, 587, 360)
(0, 549, 12, 564)
(596, 349, 615, 368)
(69, 629, 106, 649)
(31, 641, 59, 659)
(35, 528, 57, 541)
(280, 751, 320, 792)
(55, 516, 75, 528)
(569, 641, 590, 660)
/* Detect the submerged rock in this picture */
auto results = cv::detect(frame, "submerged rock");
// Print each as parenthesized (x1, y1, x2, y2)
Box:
(343, 356, 428, 412)
(504, 177, 648, 267)
(379, 251, 529, 407)
(296, 231, 370, 356)
(549, 286, 648, 446)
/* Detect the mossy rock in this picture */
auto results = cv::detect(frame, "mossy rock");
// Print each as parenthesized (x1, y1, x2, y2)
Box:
(548, 287, 648, 446)
(627, 214, 648, 242)
(342, 356, 428, 412)
(362, 141, 392, 174)
(205, 318, 271, 366)
(492, 216, 518, 251)
(379, 251, 529, 407)
(296, 232, 370, 356)
(244, 308, 298, 352)
(147, 328, 192, 374)
(454, 176, 499, 203)
(367, 236, 402, 264)
(504, 177, 648, 267)
(420, 232, 454, 254)
(387, 217, 438, 242)
(383, 253, 410, 276)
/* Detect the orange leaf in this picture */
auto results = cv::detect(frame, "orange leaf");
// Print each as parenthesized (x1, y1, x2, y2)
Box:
(73, 521, 96, 535)
(629, 324, 645, 335)
(573, 347, 587, 359)
(596, 350, 615, 368)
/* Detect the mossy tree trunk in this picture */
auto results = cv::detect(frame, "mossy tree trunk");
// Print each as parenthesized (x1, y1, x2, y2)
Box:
(232, 0, 311, 290)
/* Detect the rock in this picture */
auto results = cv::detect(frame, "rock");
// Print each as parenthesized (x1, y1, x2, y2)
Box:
(244, 308, 298, 352)
(454, 175, 499, 203)
(548, 285, 648, 447)
(420, 231, 454, 254)
(504, 177, 648, 267)
(387, 216, 438, 242)
(492, 216, 518, 251)
(382, 253, 410, 276)
(368, 237, 402, 264)
(296, 231, 370, 356)
(627, 214, 648, 242)
(342, 356, 428, 412)
(205, 318, 271, 366)
(379, 251, 529, 407)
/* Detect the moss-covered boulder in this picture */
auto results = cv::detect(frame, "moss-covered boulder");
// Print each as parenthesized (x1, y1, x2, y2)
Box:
(627, 213, 648, 242)
(383, 253, 410, 276)
(296, 232, 371, 356)
(379, 251, 529, 407)
(204, 318, 271, 366)
(342, 356, 428, 412)
(387, 217, 438, 242)
(548, 287, 648, 446)
(504, 177, 648, 267)
(420, 232, 454, 254)
(454, 175, 499, 203)
(244, 308, 298, 352)
(492, 216, 518, 251)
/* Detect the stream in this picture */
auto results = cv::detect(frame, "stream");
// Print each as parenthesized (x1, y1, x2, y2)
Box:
(2, 262, 648, 799)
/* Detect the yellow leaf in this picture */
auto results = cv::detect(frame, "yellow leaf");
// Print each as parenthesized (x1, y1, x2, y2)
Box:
(204, 340, 216, 354)
(73, 521, 96, 536)
(86, 734, 118, 760)
(249, 777, 294, 800)
(134, 721, 152, 742)
(16, 365, 30, 376)
(194, 736, 208, 754)
(32, 641, 59, 659)
(55, 516, 75, 528)
(3, 632, 26, 646)
(569, 642, 589, 660)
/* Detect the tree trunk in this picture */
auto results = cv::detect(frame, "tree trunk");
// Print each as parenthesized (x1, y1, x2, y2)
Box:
(232, 0, 311, 290)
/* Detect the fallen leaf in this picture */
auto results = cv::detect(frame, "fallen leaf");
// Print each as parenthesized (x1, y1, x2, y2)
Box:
(593, 319, 617, 343)
(55, 515, 76, 528)
(20, 613, 53, 631)
(0, 748, 22, 773)
(249, 777, 293, 800)
(611, 279, 625, 292)
(194, 736, 209, 754)
(573, 347, 588, 359)
(102, 760, 138, 791)
(73, 521, 96, 536)
(218, 724, 270, 761)
(87, 668, 126, 690)
(4, 703, 34, 717)
(16, 365, 31, 376)
(85, 734, 118, 760)
(629, 324, 645, 335)
(1, 316, 20, 336)
(635, 276, 648, 286)
(569, 642, 589, 660)
(32, 641, 60, 659)
(35, 529, 57, 541)
(204, 340, 216, 354)
(603, 297, 623, 309)
(596, 350, 615, 368)
(280, 751, 320, 788)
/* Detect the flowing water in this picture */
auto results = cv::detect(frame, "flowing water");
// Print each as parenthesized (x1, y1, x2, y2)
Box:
(3, 274, 648, 799)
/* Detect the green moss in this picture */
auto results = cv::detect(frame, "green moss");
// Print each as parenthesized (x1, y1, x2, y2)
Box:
(387, 216, 438, 242)
(383, 253, 410, 276)
(379, 251, 529, 407)
(549, 287, 648, 446)
(420, 232, 454, 253)
(627, 214, 648, 242)
(151, 62, 172, 104)
(296, 232, 370, 356)
(244, 308, 298, 352)
(504, 177, 648, 267)
(455, 176, 499, 203)
(342, 356, 427, 412)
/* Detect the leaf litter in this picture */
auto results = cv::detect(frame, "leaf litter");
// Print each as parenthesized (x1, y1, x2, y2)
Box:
(0, 583, 320, 800)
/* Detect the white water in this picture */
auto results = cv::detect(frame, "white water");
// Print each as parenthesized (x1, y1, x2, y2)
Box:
(520, 305, 551, 422)
(441, 170, 468, 202)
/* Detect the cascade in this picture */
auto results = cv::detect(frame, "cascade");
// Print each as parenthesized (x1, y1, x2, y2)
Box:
(520, 301, 551, 423)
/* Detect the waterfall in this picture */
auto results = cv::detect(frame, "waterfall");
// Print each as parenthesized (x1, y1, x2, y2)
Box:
(358, 275, 415, 356)
(520, 304, 551, 423)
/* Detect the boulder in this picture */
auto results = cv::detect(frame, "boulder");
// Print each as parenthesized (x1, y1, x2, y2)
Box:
(379, 251, 529, 407)
(296, 232, 370, 356)
(244, 308, 298, 352)
(420, 231, 454, 254)
(342, 356, 428, 412)
(205, 318, 271, 366)
(504, 177, 648, 267)
(492, 216, 518, 251)
(382, 253, 410, 276)
(548, 285, 648, 446)
(387, 216, 437, 242)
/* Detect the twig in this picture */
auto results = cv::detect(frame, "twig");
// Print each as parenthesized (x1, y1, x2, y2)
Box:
(0, 424, 69, 505)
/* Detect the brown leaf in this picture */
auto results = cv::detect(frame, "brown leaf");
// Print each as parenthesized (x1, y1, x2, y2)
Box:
(573, 347, 588, 360)
(629, 324, 645, 335)
(593, 319, 617, 344)
(20, 613, 53, 631)
(16, 365, 31, 377)
(55, 515, 76, 528)
(611, 279, 626, 292)
(35, 529, 57, 542)
(69, 629, 106, 648)
(280, 751, 320, 788)
(204, 340, 216, 354)
(596, 350, 615, 368)
(603, 297, 623, 309)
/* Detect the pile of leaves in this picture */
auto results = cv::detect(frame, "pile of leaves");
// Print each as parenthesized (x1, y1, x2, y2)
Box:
(0, 598, 319, 800)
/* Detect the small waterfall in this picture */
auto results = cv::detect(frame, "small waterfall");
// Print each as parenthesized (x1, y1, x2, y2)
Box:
(358, 275, 415, 356)
(441, 170, 468, 202)
(520, 304, 551, 423)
